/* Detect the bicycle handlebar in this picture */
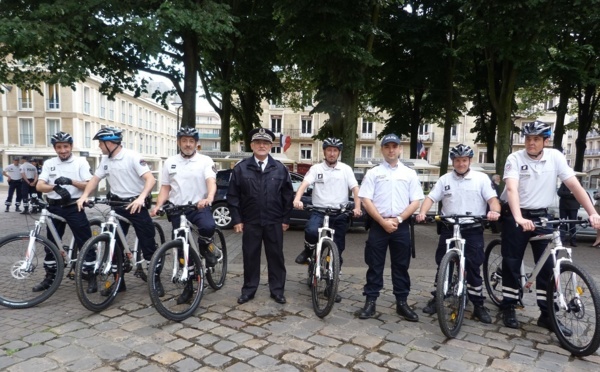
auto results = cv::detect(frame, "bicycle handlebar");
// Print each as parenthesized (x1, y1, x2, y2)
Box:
(156, 202, 198, 217)
(534, 217, 589, 229)
(304, 204, 355, 216)
(422, 214, 488, 224)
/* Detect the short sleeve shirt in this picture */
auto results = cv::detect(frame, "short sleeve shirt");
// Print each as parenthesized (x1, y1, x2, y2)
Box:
(20, 162, 38, 179)
(501, 148, 574, 209)
(358, 161, 424, 217)
(94, 148, 151, 198)
(303, 161, 358, 208)
(4, 164, 21, 179)
(40, 156, 93, 200)
(161, 153, 216, 205)
(428, 170, 497, 216)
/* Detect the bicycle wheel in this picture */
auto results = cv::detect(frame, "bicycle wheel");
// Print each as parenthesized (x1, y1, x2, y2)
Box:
(547, 262, 600, 356)
(483, 239, 504, 307)
(311, 239, 340, 318)
(89, 217, 104, 237)
(75, 234, 124, 312)
(148, 240, 205, 321)
(436, 250, 467, 338)
(0, 233, 64, 309)
(206, 228, 227, 290)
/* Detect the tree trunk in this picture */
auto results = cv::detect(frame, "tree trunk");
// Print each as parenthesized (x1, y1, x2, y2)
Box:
(574, 83, 599, 171)
(179, 34, 199, 129)
(553, 79, 571, 152)
(486, 111, 497, 163)
(440, 54, 455, 177)
(340, 89, 359, 167)
(221, 89, 232, 151)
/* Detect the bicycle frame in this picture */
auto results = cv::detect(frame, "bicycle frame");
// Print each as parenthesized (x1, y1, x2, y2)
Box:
(96, 210, 142, 276)
(314, 215, 335, 281)
(441, 223, 467, 298)
(168, 214, 198, 283)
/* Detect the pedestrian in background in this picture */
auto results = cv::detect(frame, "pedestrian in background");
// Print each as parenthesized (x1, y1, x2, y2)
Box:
(227, 128, 294, 305)
(3, 157, 22, 212)
(557, 180, 580, 247)
(19, 156, 38, 215)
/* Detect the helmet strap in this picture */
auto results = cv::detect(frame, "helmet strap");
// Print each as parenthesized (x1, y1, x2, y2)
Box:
(527, 149, 543, 159)
(453, 168, 470, 177)
(107, 142, 122, 158)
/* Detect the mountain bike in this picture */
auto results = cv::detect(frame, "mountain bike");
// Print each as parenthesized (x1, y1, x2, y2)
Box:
(483, 218, 600, 356)
(303, 203, 353, 318)
(432, 214, 487, 338)
(74, 197, 165, 312)
(149, 203, 227, 321)
(0, 198, 102, 308)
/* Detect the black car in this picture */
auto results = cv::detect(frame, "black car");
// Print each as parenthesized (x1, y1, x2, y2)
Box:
(211, 169, 364, 229)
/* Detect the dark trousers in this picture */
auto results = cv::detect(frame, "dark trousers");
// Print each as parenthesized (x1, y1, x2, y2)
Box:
(500, 213, 554, 315)
(114, 207, 156, 261)
(559, 208, 578, 242)
(363, 221, 412, 302)
(21, 179, 36, 208)
(170, 208, 216, 244)
(5, 180, 22, 206)
(43, 204, 93, 270)
(433, 226, 485, 305)
(305, 212, 349, 265)
(241, 223, 286, 297)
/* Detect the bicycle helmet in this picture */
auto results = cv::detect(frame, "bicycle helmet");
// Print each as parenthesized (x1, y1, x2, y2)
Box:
(177, 127, 200, 141)
(522, 120, 552, 138)
(449, 144, 474, 160)
(322, 137, 343, 151)
(93, 127, 123, 143)
(50, 131, 73, 145)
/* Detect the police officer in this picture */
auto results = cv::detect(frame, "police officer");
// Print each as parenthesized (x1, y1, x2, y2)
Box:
(34, 132, 94, 292)
(151, 127, 218, 304)
(416, 144, 500, 324)
(292, 137, 362, 303)
(500, 121, 600, 334)
(3, 157, 22, 212)
(77, 127, 158, 295)
(227, 127, 294, 305)
(358, 133, 424, 320)
(20, 156, 38, 214)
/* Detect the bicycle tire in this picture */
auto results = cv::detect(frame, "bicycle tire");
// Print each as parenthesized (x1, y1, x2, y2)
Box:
(311, 239, 340, 318)
(206, 228, 227, 290)
(89, 217, 104, 237)
(75, 234, 124, 312)
(148, 240, 205, 321)
(65, 218, 105, 279)
(483, 239, 504, 307)
(547, 262, 600, 356)
(0, 233, 64, 309)
(436, 250, 467, 338)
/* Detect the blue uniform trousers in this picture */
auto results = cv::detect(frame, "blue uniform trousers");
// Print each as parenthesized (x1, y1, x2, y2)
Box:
(304, 212, 349, 266)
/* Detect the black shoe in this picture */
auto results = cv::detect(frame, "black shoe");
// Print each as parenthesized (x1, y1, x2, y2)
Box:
(154, 278, 164, 297)
(20, 209, 30, 215)
(15, 207, 21, 212)
(397, 301, 419, 322)
(32, 276, 54, 292)
(4, 208, 9, 213)
(203, 250, 218, 268)
(570, 241, 577, 247)
(177, 282, 194, 304)
(295, 248, 311, 265)
(100, 279, 126, 296)
(237, 294, 254, 304)
(423, 297, 436, 314)
(537, 315, 573, 337)
(86, 275, 98, 294)
(473, 304, 492, 324)
(502, 306, 519, 328)
(270, 293, 286, 304)
(359, 300, 376, 319)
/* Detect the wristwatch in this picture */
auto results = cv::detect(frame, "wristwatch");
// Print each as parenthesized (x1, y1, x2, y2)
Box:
(397, 216, 403, 224)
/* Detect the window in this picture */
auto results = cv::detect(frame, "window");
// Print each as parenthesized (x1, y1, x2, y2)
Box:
(301, 93, 312, 108)
(121, 100, 126, 123)
(128, 130, 134, 150)
(361, 146, 373, 158)
(128, 103, 133, 125)
(46, 84, 60, 110)
(154, 135, 158, 154)
(301, 116, 312, 137)
(145, 109, 150, 129)
(418, 124, 431, 141)
(46, 119, 61, 145)
(362, 119, 373, 134)
(270, 147, 281, 154)
(19, 118, 34, 145)
(478, 150, 487, 163)
(84, 122, 91, 148)
(271, 115, 282, 134)
(18, 88, 33, 110)
(108, 100, 115, 121)
(99, 96, 106, 118)
(83, 87, 91, 114)
(451, 125, 458, 141)
(300, 144, 312, 160)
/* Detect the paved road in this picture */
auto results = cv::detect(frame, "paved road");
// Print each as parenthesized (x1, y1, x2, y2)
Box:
(0, 185, 599, 371)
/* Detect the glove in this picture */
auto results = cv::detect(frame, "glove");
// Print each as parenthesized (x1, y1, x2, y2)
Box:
(53, 185, 71, 201)
(54, 177, 72, 186)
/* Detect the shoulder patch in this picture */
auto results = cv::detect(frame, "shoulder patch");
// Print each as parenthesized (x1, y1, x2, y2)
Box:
(140, 159, 147, 167)
(170, 164, 176, 169)
(212, 165, 217, 173)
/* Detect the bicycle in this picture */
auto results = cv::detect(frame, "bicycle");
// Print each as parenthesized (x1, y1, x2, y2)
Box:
(74, 197, 166, 312)
(430, 214, 487, 338)
(0, 197, 103, 308)
(148, 202, 227, 321)
(303, 203, 353, 318)
(483, 217, 600, 356)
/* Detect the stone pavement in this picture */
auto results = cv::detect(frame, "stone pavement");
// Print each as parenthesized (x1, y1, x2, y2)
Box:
(0, 185, 599, 371)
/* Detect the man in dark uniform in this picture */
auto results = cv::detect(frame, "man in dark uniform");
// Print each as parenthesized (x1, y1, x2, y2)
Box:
(557, 180, 581, 247)
(227, 127, 294, 305)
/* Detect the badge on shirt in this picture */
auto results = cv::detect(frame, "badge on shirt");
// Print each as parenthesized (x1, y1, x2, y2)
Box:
(521, 165, 528, 170)
(50, 166, 55, 171)
(104, 165, 108, 170)
(171, 164, 176, 169)
(316, 173, 324, 183)
(444, 185, 451, 190)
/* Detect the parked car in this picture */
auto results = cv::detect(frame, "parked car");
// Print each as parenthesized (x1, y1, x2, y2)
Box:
(548, 188, 595, 238)
(211, 169, 365, 229)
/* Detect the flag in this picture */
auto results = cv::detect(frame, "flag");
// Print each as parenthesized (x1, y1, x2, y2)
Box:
(280, 134, 292, 152)
(418, 140, 427, 158)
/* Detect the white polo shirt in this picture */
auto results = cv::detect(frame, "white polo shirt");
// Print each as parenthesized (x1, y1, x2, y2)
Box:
(20, 162, 38, 179)
(4, 164, 21, 180)
(428, 170, 497, 216)
(501, 148, 574, 209)
(161, 153, 216, 205)
(95, 148, 151, 198)
(40, 156, 93, 200)
(303, 161, 358, 208)
(359, 161, 424, 217)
